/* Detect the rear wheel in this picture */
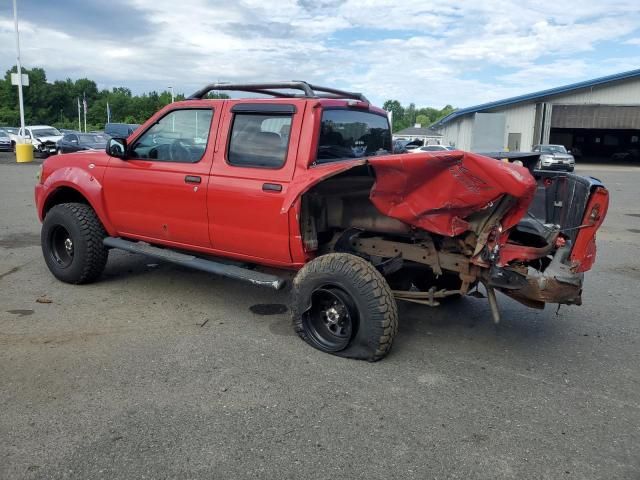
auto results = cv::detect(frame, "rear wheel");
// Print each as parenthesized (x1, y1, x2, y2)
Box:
(292, 253, 398, 361)
(41, 203, 108, 284)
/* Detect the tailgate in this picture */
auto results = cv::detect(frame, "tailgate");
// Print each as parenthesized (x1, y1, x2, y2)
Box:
(527, 171, 609, 272)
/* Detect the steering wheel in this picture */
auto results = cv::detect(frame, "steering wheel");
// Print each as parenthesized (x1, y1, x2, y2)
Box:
(169, 139, 192, 161)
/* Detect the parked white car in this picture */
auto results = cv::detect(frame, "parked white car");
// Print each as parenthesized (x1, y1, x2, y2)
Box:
(19, 125, 64, 156)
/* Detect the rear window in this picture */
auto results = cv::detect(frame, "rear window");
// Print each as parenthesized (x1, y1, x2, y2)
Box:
(316, 109, 391, 163)
(228, 113, 292, 168)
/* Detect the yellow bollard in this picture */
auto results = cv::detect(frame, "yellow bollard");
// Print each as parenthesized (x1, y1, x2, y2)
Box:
(15, 143, 34, 163)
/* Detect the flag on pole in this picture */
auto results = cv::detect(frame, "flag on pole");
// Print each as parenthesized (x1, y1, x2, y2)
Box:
(77, 97, 81, 131)
(82, 93, 87, 133)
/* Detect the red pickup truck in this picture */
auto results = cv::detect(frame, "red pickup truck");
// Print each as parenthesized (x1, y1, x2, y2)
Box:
(35, 82, 609, 361)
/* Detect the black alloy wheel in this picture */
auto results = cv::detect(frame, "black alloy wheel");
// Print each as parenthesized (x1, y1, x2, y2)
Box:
(48, 224, 74, 268)
(304, 286, 356, 351)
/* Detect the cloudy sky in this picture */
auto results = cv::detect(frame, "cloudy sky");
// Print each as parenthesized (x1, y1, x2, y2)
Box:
(0, 0, 639, 108)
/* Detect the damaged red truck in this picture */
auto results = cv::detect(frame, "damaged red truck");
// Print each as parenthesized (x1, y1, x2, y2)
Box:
(34, 82, 609, 361)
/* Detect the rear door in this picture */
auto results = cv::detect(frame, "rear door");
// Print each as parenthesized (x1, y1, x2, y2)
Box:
(103, 106, 219, 248)
(207, 100, 306, 264)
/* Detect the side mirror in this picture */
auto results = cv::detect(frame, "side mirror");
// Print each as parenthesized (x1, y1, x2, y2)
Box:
(106, 137, 127, 158)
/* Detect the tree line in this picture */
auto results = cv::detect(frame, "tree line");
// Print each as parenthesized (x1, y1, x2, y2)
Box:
(0, 66, 454, 132)
(383, 100, 455, 132)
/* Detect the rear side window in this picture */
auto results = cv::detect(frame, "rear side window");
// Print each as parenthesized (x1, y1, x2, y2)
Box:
(228, 113, 292, 168)
(317, 109, 391, 163)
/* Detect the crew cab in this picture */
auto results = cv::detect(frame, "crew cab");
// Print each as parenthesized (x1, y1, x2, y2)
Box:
(35, 82, 609, 361)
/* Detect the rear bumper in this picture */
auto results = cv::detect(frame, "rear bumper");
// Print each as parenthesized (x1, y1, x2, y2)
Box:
(498, 246, 583, 308)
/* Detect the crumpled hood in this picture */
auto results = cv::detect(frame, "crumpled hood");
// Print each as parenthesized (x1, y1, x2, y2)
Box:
(284, 151, 537, 238)
(367, 151, 536, 236)
(33, 135, 63, 143)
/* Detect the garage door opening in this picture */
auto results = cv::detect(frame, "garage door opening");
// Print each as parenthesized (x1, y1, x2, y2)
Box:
(549, 105, 640, 163)
(550, 128, 640, 162)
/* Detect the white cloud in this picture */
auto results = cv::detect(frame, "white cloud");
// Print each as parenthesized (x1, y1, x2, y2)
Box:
(0, 0, 638, 108)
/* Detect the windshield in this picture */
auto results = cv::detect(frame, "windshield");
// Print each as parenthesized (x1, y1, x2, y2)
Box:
(540, 145, 567, 154)
(31, 128, 61, 137)
(316, 109, 391, 163)
(2, 127, 18, 134)
(79, 134, 107, 145)
(0, 131, 8, 138)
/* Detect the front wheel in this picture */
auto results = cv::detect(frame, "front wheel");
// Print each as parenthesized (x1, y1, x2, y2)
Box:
(41, 203, 108, 284)
(292, 253, 398, 361)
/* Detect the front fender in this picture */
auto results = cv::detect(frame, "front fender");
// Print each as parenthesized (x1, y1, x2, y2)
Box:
(36, 165, 116, 235)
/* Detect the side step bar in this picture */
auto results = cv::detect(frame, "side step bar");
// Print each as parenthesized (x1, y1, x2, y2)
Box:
(103, 237, 286, 290)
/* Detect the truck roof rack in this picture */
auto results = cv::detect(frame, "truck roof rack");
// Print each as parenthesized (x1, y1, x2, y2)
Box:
(188, 81, 369, 102)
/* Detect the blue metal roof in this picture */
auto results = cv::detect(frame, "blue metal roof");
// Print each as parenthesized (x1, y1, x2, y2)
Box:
(434, 68, 640, 127)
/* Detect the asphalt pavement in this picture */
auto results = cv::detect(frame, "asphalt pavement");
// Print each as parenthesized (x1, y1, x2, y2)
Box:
(0, 151, 639, 479)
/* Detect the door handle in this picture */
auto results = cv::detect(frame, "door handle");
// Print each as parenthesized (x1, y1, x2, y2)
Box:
(185, 175, 201, 184)
(262, 183, 282, 192)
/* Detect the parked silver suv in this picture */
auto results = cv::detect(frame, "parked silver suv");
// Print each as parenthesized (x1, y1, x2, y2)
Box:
(533, 144, 575, 172)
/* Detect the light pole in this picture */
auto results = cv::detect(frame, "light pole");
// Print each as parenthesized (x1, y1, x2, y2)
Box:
(168, 86, 174, 103)
(12, 0, 26, 140)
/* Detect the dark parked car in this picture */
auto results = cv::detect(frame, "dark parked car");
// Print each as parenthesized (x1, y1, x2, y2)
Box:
(0, 130, 11, 151)
(104, 123, 140, 138)
(56, 133, 108, 154)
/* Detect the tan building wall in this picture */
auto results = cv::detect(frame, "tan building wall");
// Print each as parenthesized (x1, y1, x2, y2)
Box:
(436, 77, 640, 152)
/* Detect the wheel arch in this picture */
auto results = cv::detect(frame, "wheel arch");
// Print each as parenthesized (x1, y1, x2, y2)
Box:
(40, 181, 116, 236)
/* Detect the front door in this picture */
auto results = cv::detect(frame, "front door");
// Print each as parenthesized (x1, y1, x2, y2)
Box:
(207, 101, 305, 264)
(103, 107, 218, 248)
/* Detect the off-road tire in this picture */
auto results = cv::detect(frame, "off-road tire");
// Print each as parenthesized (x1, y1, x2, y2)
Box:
(41, 202, 108, 284)
(292, 253, 398, 361)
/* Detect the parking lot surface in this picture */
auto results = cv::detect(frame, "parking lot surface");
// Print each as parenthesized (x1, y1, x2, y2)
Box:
(1, 151, 639, 479)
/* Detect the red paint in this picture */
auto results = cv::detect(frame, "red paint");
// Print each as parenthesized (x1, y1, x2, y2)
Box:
(499, 243, 553, 264)
(569, 186, 609, 272)
(34, 95, 605, 280)
(367, 151, 536, 237)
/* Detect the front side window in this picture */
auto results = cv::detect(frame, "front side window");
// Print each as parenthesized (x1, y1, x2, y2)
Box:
(130, 109, 213, 163)
(228, 113, 292, 168)
(316, 109, 391, 163)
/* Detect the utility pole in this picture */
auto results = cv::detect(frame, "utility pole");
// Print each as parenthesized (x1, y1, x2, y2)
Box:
(12, 0, 26, 139)
(168, 85, 175, 103)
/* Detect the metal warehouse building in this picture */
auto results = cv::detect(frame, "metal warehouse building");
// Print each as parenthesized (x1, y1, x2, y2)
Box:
(433, 68, 640, 160)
